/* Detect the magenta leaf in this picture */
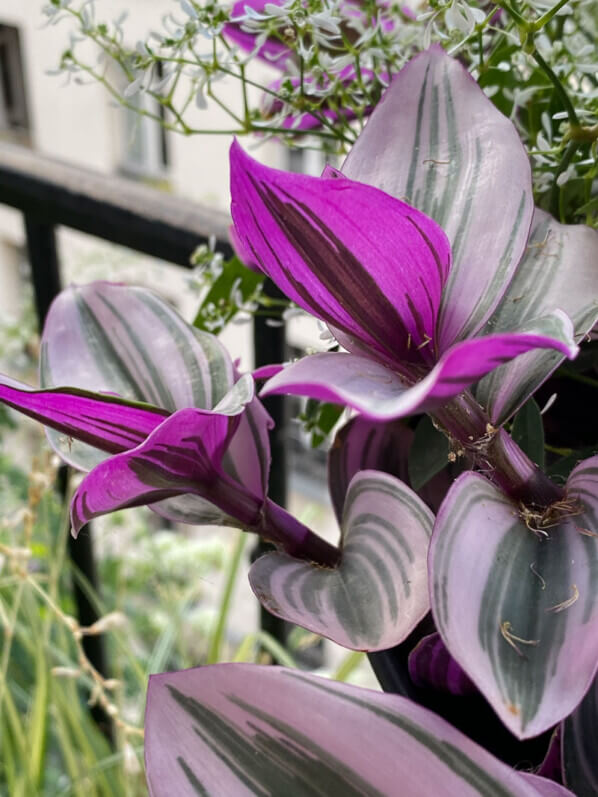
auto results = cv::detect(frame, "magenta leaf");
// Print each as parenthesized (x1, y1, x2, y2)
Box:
(249, 471, 433, 651)
(261, 314, 577, 420)
(145, 663, 573, 796)
(70, 403, 262, 536)
(430, 465, 598, 738)
(230, 139, 451, 367)
(408, 632, 476, 696)
(38, 281, 273, 529)
(342, 46, 534, 349)
(0, 375, 167, 454)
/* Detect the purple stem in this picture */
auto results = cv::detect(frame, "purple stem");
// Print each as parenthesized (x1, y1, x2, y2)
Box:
(257, 499, 341, 567)
(433, 391, 564, 507)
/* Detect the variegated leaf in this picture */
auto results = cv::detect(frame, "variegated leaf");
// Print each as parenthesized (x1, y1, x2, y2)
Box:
(328, 416, 454, 523)
(342, 45, 534, 349)
(145, 664, 573, 796)
(475, 209, 598, 424)
(563, 671, 598, 795)
(430, 467, 598, 739)
(41, 281, 235, 471)
(249, 470, 433, 651)
(41, 282, 272, 528)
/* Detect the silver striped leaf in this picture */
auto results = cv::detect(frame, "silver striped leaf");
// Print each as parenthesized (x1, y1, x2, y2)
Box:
(41, 282, 234, 470)
(430, 466, 598, 739)
(475, 209, 598, 425)
(145, 663, 573, 796)
(342, 46, 533, 350)
(249, 470, 433, 651)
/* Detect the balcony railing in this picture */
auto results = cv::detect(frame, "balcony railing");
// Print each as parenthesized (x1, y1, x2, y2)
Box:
(0, 141, 288, 737)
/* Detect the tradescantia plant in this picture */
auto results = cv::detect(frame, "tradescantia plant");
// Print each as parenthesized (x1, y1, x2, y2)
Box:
(4, 40, 598, 796)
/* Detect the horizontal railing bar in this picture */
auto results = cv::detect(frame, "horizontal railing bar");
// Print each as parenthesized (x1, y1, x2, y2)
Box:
(0, 143, 233, 266)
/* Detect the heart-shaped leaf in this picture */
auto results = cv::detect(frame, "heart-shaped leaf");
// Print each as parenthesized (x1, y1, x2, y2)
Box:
(145, 663, 573, 796)
(249, 470, 433, 651)
(430, 466, 598, 738)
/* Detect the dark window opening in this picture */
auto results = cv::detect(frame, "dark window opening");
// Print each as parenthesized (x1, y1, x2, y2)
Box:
(0, 24, 30, 139)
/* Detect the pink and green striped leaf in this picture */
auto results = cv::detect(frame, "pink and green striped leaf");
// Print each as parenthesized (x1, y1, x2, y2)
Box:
(475, 210, 598, 424)
(342, 46, 534, 351)
(248, 470, 433, 651)
(230, 139, 451, 367)
(145, 663, 573, 796)
(261, 313, 577, 420)
(41, 282, 235, 470)
(430, 465, 598, 739)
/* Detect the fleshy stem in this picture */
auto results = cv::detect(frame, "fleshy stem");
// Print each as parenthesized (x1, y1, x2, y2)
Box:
(258, 500, 341, 567)
(433, 391, 565, 507)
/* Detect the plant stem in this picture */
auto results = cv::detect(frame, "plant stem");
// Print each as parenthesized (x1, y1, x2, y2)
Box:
(531, 49, 579, 128)
(433, 391, 564, 506)
(532, 0, 571, 31)
(260, 499, 340, 566)
(207, 531, 246, 664)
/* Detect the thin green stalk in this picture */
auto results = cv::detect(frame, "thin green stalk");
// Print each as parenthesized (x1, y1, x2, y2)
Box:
(333, 650, 364, 681)
(233, 630, 296, 667)
(532, 0, 572, 31)
(551, 140, 580, 218)
(207, 531, 246, 664)
(531, 49, 579, 127)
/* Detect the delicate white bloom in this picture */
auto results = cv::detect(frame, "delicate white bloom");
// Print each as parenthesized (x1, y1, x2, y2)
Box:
(123, 75, 144, 98)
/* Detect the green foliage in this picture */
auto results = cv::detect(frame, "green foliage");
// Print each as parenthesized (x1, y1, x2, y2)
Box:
(299, 400, 344, 448)
(512, 398, 546, 469)
(44, 0, 597, 227)
(193, 254, 263, 334)
(408, 415, 450, 491)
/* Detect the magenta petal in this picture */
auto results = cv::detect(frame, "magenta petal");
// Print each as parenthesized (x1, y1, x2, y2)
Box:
(0, 375, 167, 454)
(70, 408, 263, 535)
(261, 319, 577, 420)
(230, 140, 451, 366)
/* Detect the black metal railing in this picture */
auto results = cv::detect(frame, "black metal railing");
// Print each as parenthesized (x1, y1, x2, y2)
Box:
(0, 141, 287, 737)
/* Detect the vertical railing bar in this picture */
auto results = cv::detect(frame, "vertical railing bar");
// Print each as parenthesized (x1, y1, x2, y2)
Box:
(24, 215, 113, 742)
(251, 279, 289, 647)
